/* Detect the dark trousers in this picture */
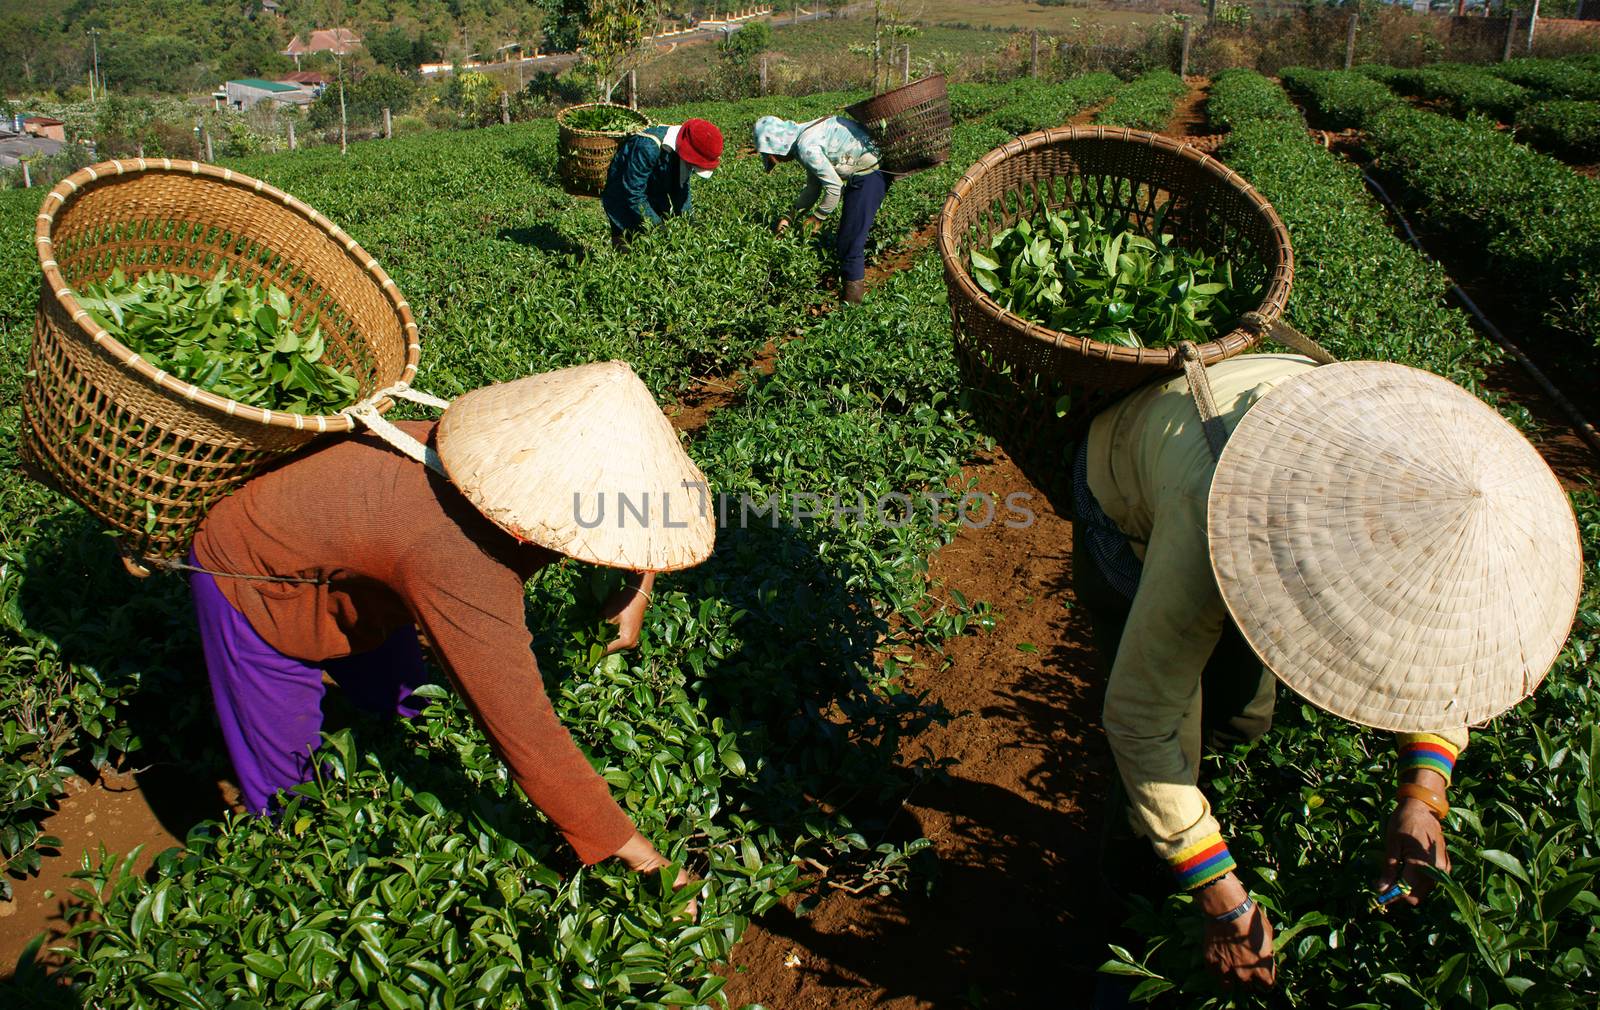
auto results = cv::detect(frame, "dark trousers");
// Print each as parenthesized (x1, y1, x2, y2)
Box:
(836, 171, 891, 282)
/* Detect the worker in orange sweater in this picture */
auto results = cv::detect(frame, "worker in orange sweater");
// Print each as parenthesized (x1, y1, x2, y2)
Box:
(188, 362, 715, 884)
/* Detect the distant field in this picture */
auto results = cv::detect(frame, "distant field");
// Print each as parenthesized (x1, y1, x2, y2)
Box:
(640, 3, 1180, 86)
(906, 0, 1187, 31)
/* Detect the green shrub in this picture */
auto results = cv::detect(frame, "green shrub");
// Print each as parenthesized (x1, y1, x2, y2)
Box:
(1417, 65, 1530, 121)
(1279, 66, 1398, 130)
(1365, 104, 1600, 355)
(1094, 69, 1187, 132)
(985, 73, 1121, 135)
(1494, 57, 1600, 101)
(1515, 99, 1600, 161)
(1205, 67, 1301, 132)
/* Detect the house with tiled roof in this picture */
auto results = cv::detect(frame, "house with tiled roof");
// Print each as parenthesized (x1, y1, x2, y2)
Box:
(283, 28, 362, 63)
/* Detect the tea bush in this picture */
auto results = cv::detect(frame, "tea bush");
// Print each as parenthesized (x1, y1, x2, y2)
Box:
(1094, 70, 1187, 132)
(1205, 68, 1300, 133)
(1493, 57, 1600, 102)
(1205, 85, 1501, 398)
(1362, 103, 1600, 357)
(1102, 73, 1600, 1009)
(1278, 67, 1398, 131)
(985, 73, 1121, 135)
(1515, 99, 1600, 161)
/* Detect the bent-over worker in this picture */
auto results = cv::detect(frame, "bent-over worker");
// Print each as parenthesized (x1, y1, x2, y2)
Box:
(1073, 353, 1580, 997)
(187, 361, 717, 888)
(602, 118, 724, 247)
(753, 114, 890, 304)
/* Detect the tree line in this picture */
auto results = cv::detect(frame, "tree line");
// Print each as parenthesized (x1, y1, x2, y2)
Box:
(0, 0, 544, 98)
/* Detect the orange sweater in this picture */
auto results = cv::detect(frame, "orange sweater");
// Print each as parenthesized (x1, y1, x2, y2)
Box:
(193, 421, 636, 863)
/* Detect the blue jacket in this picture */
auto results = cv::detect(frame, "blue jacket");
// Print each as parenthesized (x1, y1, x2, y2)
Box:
(601, 126, 692, 234)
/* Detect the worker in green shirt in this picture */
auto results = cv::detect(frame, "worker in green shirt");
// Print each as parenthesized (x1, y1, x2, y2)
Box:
(602, 119, 723, 247)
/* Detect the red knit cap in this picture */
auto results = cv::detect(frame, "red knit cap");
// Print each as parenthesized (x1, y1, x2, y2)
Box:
(676, 119, 723, 172)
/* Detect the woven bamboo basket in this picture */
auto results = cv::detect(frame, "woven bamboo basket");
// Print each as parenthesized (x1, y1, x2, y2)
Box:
(557, 103, 652, 195)
(845, 75, 952, 175)
(21, 159, 419, 567)
(936, 127, 1293, 502)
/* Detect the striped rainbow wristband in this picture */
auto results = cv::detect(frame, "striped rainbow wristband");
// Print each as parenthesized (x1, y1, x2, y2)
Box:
(1171, 835, 1236, 891)
(1398, 734, 1458, 785)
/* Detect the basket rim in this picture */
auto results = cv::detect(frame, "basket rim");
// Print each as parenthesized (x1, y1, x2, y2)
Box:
(34, 158, 419, 433)
(556, 101, 653, 137)
(845, 73, 948, 121)
(935, 126, 1295, 370)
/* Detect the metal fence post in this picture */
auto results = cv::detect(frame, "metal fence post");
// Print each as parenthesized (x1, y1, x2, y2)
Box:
(1528, 0, 1541, 52)
(383, 106, 393, 139)
(625, 70, 638, 109)
(1180, 21, 1194, 77)
(1345, 13, 1358, 70)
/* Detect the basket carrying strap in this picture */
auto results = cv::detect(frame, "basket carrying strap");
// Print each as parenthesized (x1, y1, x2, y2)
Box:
(1180, 320, 1339, 463)
(1241, 312, 1338, 365)
(342, 382, 452, 477)
(1179, 342, 1231, 464)
(135, 382, 453, 582)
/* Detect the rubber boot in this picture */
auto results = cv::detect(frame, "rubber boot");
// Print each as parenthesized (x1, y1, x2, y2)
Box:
(842, 279, 865, 304)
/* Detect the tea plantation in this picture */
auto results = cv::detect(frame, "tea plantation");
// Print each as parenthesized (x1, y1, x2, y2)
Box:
(0, 68, 1596, 1009)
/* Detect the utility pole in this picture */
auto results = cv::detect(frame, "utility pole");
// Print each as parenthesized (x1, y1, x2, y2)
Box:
(87, 28, 102, 101)
(336, 55, 348, 155)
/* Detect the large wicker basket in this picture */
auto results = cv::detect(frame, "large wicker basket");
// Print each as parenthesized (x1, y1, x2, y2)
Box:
(936, 127, 1293, 503)
(557, 103, 651, 195)
(21, 159, 419, 567)
(845, 75, 952, 175)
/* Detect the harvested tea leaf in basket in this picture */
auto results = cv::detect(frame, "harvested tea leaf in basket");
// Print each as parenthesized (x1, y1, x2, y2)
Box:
(562, 105, 647, 133)
(75, 268, 361, 415)
(970, 203, 1263, 349)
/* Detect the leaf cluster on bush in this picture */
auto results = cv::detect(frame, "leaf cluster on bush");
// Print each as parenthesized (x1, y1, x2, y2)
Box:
(1093, 69, 1187, 132)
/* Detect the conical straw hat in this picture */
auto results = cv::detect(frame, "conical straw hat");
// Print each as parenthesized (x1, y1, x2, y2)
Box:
(1208, 361, 1582, 734)
(435, 361, 715, 571)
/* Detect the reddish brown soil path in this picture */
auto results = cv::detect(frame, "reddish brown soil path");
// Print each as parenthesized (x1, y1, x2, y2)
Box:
(1167, 77, 1213, 139)
(0, 765, 237, 968)
(720, 447, 1111, 1008)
